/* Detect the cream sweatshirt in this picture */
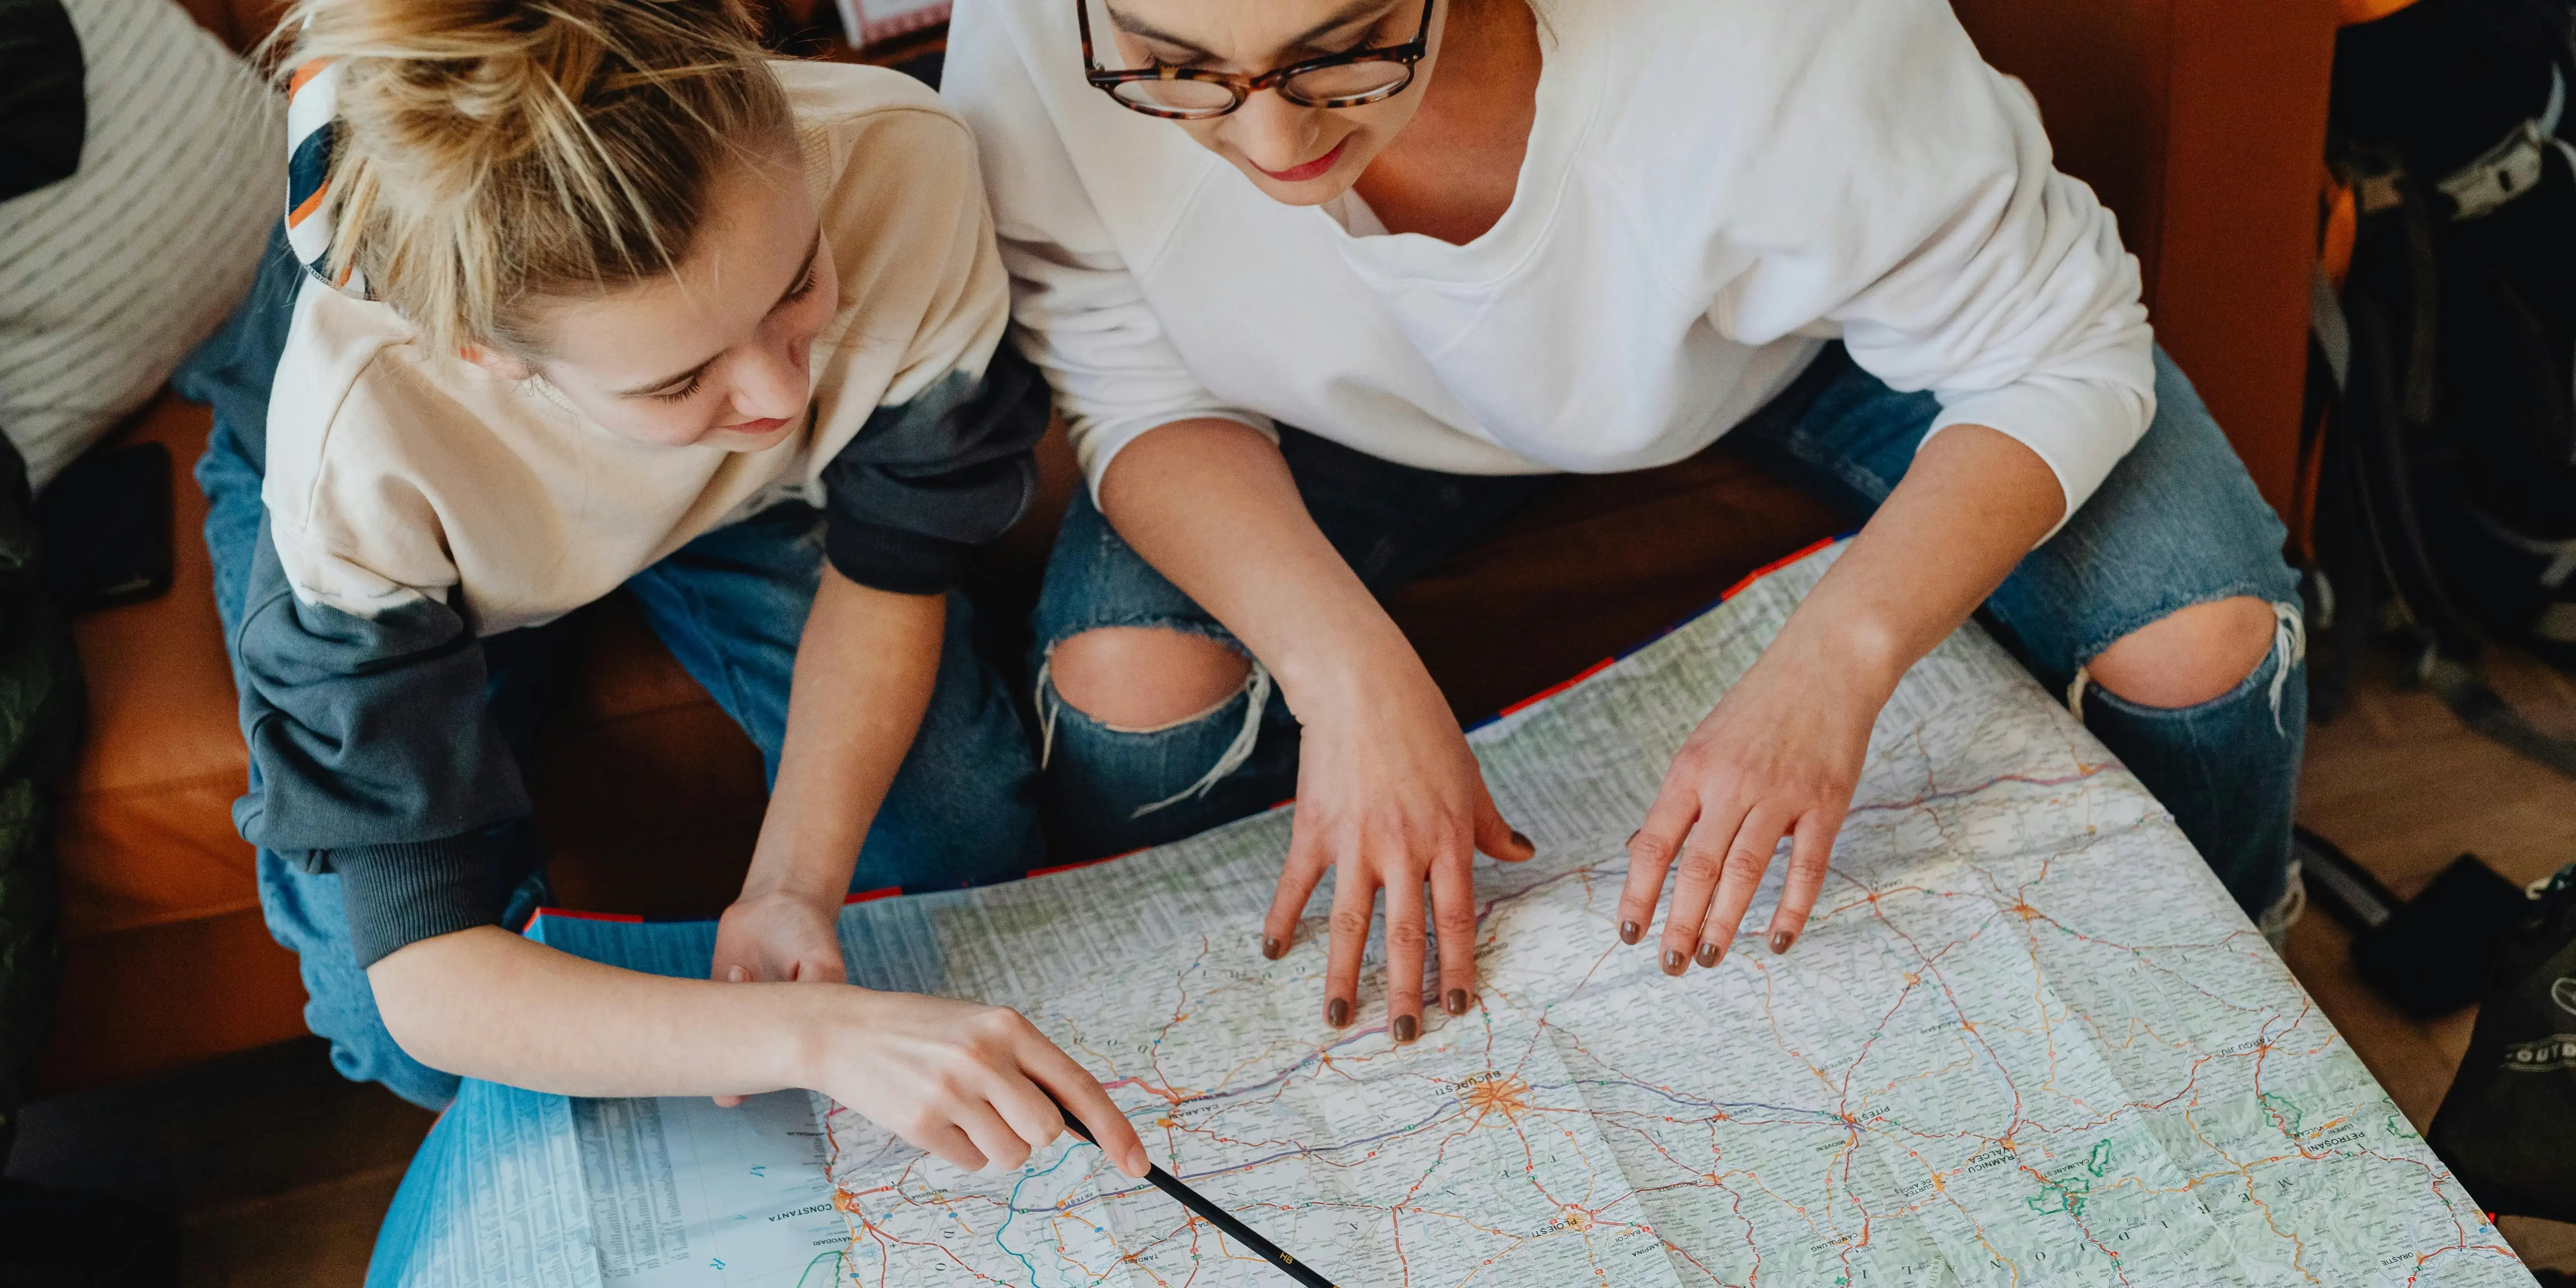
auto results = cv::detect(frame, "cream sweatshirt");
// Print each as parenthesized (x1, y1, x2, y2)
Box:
(263, 61, 1018, 636)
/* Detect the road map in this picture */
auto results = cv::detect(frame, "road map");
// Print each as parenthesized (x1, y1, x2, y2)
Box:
(368, 543, 2536, 1288)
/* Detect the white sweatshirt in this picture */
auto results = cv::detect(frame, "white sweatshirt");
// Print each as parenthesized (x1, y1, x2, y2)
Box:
(943, 0, 2156, 522)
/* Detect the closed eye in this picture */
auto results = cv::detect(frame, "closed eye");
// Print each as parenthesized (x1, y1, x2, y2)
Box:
(1142, 23, 1378, 72)
(648, 371, 705, 404)
(618, 231, 821, 402)
(1299, 19, 1389, 58)
(1137, 40, 1214, 70)
(634, 268, 811, 404)
(1121, 0, 1393, 72)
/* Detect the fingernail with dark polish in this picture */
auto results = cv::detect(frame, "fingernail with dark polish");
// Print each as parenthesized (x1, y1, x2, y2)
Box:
(1510, 830, 1532, 851)
(1445, 988, 1470, 1015)
(1661, 949, 1686, 976)
(1619, 919, 1642, 945)
(1770, 930, 1797, 955)
(1327, 998, 1350, 1028)
(1261, 935, 1285, 960)
(1392, 1014, 1418, 1043)
(1695, 941, 1722, 969)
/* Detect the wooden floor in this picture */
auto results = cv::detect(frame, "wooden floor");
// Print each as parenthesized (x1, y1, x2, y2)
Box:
(4, 1033, 435, 1286)
(8, 647, 2575, 1284)
(2289, 643, 2576, 1275)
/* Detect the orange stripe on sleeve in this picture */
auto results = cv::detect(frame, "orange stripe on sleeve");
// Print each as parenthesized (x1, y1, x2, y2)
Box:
(287, 182, 328, 228)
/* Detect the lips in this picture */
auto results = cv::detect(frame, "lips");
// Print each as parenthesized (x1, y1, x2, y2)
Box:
(1256, 137, 1348, 184)
(720, 416, 789, 436)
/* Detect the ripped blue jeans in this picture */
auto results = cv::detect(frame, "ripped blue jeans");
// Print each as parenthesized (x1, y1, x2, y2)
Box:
(1029, 344, 2307, 922)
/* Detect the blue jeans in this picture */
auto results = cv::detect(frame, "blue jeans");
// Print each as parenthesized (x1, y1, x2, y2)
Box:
(198, 427, 1045, 1111)
(1031, 345, 2306, 920)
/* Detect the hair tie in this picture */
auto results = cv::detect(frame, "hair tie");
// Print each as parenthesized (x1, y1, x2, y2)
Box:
(285, 59, 370, 299)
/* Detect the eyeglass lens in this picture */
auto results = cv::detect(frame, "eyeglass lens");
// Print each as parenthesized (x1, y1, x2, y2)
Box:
(1109, 59, 1410, 114)
(1111, 79, 1238, 113)
(1281, 60, 1412, 103)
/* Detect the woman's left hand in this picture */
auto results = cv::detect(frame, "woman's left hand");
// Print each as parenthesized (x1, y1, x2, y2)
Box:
(1616, 626, 1893, 972)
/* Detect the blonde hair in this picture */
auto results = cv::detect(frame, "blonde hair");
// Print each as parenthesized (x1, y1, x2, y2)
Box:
(278, 0, 792, 355)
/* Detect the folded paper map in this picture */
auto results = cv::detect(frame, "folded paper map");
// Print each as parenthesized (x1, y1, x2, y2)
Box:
(367, 542, 2534, 1288)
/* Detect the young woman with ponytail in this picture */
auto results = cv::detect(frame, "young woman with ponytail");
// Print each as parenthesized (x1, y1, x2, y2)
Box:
(199, 0, 1147, 1178)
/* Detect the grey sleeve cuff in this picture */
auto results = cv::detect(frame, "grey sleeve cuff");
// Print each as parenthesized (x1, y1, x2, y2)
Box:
(823, 518, 965, 596)
(818, 344, 1050, 593)
(327, 834, 505, 968)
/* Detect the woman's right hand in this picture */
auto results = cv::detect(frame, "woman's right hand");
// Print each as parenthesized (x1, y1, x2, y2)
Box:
(816, 989, 1149, 1179)
(1090, 418, 1532, 1042)
(1261, 658, 1534, 1041)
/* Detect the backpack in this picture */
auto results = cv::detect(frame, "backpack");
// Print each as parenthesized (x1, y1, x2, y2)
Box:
(2426, 863, 2576, 1222)
(2309, 0, 2576, 729)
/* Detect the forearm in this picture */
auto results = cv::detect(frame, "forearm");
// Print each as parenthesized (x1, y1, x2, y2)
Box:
(1098, 419, 1420, 707)
(368, 926, 832, 1098)
(1781, 423, 2064, 690)
(741, 568, 945, 903)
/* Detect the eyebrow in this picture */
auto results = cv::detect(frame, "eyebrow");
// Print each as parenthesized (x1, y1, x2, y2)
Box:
(1107, 0, 1398, 61)
(615, 230, 824, 398)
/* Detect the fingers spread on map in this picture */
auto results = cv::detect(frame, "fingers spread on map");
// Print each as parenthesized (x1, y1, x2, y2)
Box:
(1266, 695, 1534, 1039)
(1619, 646, 1873, 970)
(827, 991, 1149, 1180)
(1286, 814, 1513, 1039)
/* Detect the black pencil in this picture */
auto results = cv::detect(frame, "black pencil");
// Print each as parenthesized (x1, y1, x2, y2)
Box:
(1046, 1092, 1339, 1288)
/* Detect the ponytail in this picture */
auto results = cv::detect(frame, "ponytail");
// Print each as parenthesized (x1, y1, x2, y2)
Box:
(276, 0, 791, 355)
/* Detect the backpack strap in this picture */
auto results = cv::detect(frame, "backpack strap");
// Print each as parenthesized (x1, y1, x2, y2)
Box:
(2422, 655, 2576, 778)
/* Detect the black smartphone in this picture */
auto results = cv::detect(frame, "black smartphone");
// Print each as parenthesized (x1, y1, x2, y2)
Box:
(34, 441, 172, 614)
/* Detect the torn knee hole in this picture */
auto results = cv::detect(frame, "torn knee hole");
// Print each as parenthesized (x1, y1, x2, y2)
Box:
(1048, 627, 1252, 730)
(2071, 598, 2318, 731)
(2083, 596, 2283, 710)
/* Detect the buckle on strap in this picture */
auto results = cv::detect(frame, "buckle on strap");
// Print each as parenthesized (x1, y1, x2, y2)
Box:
(2436, 66, 2572, 221)
(2439, 119, 2555, 220)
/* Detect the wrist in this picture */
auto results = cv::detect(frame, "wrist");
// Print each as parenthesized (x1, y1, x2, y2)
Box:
(779, 982, 873, 1090)
(738, 834, 861, 909)
(736, 872, 846, 909)
(1775, 599, 1911, 699)
(1265, 614, 1432, 720)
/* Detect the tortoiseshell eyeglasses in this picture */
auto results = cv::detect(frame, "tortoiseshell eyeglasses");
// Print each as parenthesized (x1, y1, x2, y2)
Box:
(1078, 0, 1436, 120)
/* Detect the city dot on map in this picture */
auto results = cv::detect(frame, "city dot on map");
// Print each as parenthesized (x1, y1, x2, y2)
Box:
(1459, 1073, 1531, 1119)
